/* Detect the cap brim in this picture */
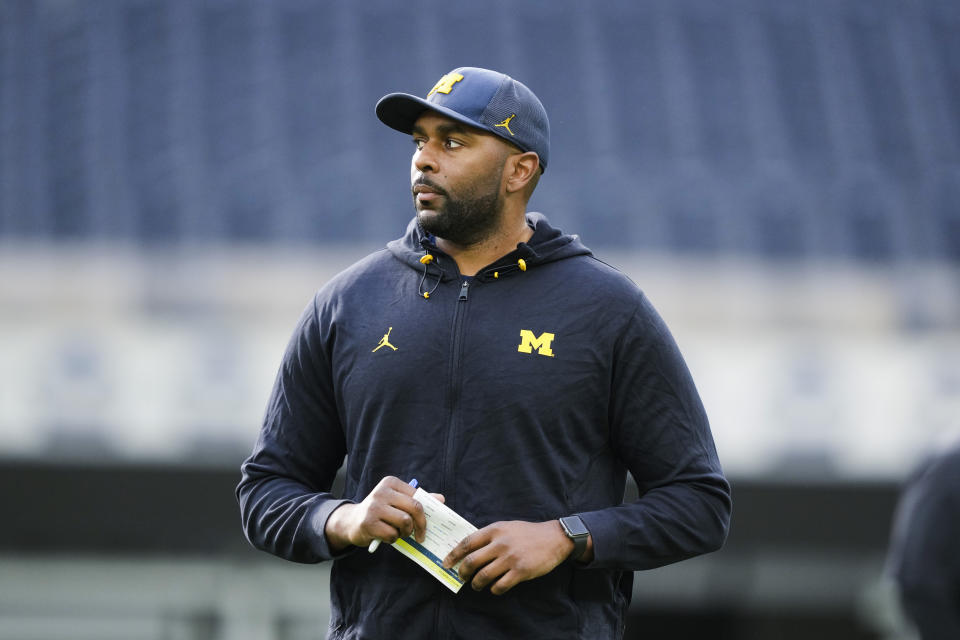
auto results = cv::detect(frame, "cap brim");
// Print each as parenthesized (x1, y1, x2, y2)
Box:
(376, 92, 488, 136)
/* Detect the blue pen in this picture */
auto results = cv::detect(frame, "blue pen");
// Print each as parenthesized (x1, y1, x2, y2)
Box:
(368, 478, 418, 553)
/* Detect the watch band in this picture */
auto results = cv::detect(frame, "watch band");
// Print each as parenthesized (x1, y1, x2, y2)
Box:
(559, 515, 589, 562)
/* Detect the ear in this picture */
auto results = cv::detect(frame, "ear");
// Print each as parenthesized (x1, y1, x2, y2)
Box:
(504, 151, 540, 195)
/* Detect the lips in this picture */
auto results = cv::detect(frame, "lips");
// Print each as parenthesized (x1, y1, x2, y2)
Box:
(412, 183, 443, 196)
(412, 181, 446, 206)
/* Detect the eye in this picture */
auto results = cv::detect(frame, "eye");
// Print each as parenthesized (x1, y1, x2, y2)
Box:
(412, 138, 426, 151)
(445, 138, 464, 149)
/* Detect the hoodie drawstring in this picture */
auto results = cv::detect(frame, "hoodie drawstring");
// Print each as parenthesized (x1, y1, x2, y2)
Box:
(418, 253, 442, 299)
(419, 247, 529, 296)
(488, 258, 529, 280)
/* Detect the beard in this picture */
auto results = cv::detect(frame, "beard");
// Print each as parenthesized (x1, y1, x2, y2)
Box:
(413, 169, 504, 247)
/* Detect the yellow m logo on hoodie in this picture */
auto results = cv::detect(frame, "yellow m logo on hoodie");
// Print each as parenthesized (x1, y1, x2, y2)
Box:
(517, 330, 555, 357)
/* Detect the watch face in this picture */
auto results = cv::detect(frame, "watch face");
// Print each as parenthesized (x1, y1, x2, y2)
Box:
(562, 516, 589, 537)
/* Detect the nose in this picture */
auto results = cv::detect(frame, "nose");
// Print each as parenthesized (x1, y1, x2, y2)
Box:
(413, 142, 438, 174)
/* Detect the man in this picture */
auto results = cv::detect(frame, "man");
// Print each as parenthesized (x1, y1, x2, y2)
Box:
(237, 67, 731, 639)
(887, 438, 960, 640)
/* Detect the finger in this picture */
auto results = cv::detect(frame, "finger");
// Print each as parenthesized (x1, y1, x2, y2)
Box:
(369, 475, 399, 494)
(394, 478, 419, 497)
(488, 568, 522, 596)
(455, 542, 500, 583)
(383, 487, 424, 515)
(443, 529, 489, 569)
(408, 498, 428, 543)
(385, 493, 427, 541)
(370, 476, 416, 500)
(368, 503, 418, 542)
(470, 557, 509, 592)
(430, 493, 445, 504)
(369, 489, 423, 525)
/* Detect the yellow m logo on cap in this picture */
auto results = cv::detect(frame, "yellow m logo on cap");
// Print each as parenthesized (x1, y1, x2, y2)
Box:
(427, 73, 464, 97)
(517, 330, 555, 357)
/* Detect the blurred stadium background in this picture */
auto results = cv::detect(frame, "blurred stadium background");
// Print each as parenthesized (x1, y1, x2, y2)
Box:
(1, 0, 958, 638)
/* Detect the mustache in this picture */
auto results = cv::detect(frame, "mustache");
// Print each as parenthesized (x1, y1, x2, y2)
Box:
(412, 178, 448, 197)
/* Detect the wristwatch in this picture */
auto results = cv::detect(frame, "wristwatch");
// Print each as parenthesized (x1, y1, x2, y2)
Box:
(559, 515, 590, 562)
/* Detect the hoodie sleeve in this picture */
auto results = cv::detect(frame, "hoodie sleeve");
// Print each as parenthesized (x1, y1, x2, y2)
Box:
(236, 294, 351, 563)
(578, 293, 732, 570)
(888, 447, 960, 640)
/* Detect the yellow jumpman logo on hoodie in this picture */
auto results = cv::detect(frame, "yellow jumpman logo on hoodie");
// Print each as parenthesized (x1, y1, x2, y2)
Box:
(372, 327, 398, 352)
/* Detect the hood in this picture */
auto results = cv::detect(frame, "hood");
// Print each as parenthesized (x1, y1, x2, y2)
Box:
(386, 213, 592, 298)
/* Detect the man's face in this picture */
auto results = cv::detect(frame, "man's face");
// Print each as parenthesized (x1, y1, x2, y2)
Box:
(410, 112, 511, 246)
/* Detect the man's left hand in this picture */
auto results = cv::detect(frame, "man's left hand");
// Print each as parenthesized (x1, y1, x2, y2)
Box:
(442, 520, 578, 595)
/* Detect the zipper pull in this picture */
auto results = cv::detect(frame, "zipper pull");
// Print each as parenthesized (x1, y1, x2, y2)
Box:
(459, 280, 469, 301)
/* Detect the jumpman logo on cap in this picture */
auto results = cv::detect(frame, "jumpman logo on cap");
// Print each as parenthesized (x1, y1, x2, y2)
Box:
(494, 114, 516, 136)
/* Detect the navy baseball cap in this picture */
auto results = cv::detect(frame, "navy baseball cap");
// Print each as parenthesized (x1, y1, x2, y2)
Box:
(376, 67, 550, 171)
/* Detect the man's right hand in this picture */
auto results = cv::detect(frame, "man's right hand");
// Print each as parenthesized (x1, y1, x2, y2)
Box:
(324, 476, 443, 552)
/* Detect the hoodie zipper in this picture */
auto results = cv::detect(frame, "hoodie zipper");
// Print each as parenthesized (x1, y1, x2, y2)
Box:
(437, 279, 470, 638)
(442, 279, 471, 501)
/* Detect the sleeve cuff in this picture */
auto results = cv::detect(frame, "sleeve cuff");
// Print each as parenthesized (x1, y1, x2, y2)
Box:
(576, 510, 621, 569)
(308, 498, 356, 561)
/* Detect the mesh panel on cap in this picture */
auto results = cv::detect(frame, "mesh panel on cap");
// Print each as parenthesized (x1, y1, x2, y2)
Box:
(480, 78, 550, 169)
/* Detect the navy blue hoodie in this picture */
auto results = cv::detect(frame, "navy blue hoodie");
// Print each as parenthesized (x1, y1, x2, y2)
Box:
(888, 440, 960, 639)
(238, 213, 731, 639)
